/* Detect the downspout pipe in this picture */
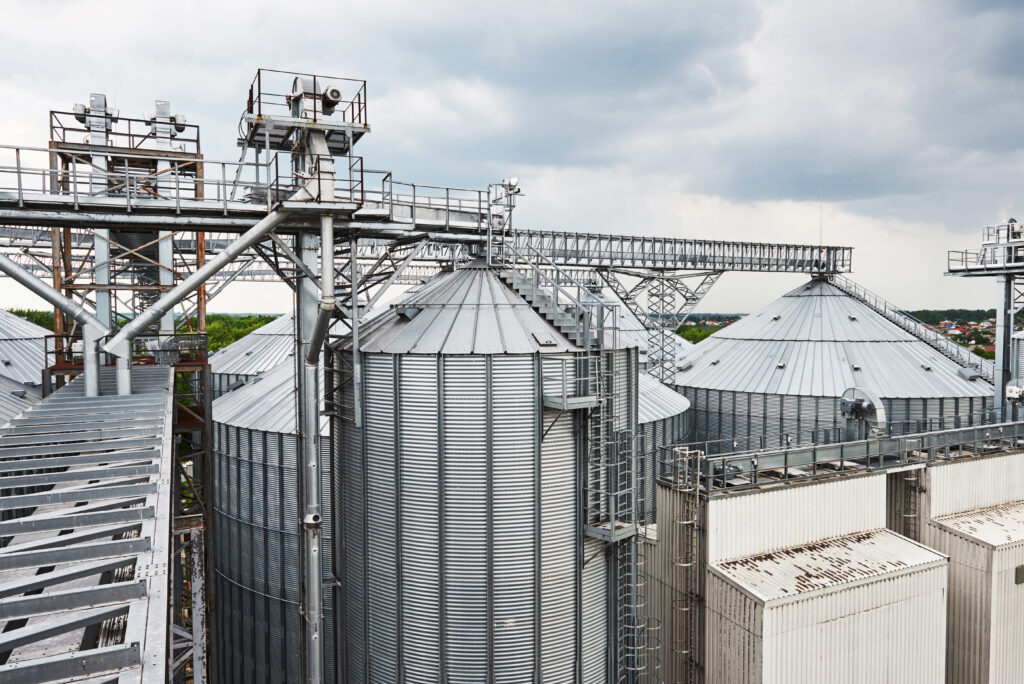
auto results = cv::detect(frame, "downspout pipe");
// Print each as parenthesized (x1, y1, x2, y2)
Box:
(0, 252, 108, 397)
(305, 215, 335, 365)
(101, 209, 292, 394)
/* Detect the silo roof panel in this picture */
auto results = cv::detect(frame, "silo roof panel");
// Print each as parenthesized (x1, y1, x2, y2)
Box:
(638, 373, 690, 424)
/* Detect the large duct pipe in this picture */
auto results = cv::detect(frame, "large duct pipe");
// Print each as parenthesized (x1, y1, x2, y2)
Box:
(0, 251, 109, 397)
(305, 215, 335, 365)
(102, 209, 291, 393)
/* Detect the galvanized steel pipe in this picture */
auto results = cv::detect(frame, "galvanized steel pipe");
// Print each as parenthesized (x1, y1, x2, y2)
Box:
(0, 251, 108, 396)
(305, 215, 335, 366)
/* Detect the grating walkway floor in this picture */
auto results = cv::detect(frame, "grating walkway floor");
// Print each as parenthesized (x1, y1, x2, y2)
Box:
(0, 366, 173, 683)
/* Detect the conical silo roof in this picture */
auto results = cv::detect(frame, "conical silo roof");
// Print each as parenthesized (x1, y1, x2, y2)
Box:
(638, 372, 690, 424)
(675, 278, 991, 399)
(212, 360, 329, 435)
(210, 313, 349, 379)
(0, 373, 40, 427)
(0, 309, 48, 388)
(353, 262, 586, 355)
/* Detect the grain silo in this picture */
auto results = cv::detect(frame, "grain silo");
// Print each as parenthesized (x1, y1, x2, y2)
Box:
(211, 360, 336, 683)
(209, 313, 295, 398)
(0, 373, 39, 427)
(637, 373, 691, 521)
(330, 261, 642, 683)
(0, 308, 48, 391)
(675, 277, 992, 452)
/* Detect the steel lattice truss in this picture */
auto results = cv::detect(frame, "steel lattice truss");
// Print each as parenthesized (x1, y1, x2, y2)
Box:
(0, 366, 173, 683)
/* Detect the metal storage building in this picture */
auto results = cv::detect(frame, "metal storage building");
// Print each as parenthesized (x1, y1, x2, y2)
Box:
(649, 472, 949, 684)
(331, 262, 641, 683)
(674, 278, 992, 451)
(706, 529, 948, 683)
(0, 308, 48, 390)
(211, 360, 336, 683)
(910, 452, 1024, 683)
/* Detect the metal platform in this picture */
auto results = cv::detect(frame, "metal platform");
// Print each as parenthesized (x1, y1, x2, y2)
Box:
(0, 366, 173, 683)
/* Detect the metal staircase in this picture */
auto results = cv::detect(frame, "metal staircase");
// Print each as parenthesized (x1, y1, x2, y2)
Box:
(494, 243, 652, 683)
(828, 274, 995, 384)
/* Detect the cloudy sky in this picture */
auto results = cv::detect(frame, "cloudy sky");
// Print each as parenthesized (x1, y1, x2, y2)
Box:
(2, 0, 1022, 313)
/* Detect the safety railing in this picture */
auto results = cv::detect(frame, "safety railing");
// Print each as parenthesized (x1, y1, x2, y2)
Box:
(243, 68, 368, 129)
(661, 414, 1024, 493)
(0, 144, 279, 213)
(362, 169, 490, 230)
(268, 153, 365, 205)
(829, 274, 994, 382)
(50, 110, 201, 155)
(671, 408, 1006, 458)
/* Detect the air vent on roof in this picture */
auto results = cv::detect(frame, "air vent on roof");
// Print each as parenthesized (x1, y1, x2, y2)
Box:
(772, 314, 781, 321)
(11, 389, 25, 398)
(395, 306, 421, 321)
(958, 367, 981, 381)
(921, 364, 932, 371)
(848, 315, 857, 321)
(711, 359, 720, 366)
(679, 360, 693, 372)
(851, 363, 861, 371)
(777, 362, 786, 369)
(532, 331, 558, 347)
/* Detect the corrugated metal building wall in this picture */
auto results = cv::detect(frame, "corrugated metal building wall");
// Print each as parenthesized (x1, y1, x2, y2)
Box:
(914, 452, 1024, 683)
(650, 473, 949, 683)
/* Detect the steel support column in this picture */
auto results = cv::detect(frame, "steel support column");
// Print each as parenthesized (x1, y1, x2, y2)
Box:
(995, 275, 1014, 417)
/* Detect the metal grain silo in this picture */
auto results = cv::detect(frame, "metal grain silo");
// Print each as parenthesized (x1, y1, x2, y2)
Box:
(211, 360, 336, 683)
(675, 278, 993, 453)
(209, 313, 295, 398)
(0, 308, 48, 391)
(637, 373, 691, 521)
(330, 262, 641, 683)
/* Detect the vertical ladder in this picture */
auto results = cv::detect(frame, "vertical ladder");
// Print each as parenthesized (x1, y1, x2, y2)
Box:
(669, 446, 703, 684)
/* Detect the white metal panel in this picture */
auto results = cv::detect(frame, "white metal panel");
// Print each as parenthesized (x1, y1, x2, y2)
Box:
(927, 452, 1024, 517)
(707, 539, 947, 684)
(706, 474, 886, 563)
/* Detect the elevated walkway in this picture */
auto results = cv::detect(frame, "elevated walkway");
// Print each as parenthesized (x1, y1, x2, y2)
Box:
(0, 366, 173, 683)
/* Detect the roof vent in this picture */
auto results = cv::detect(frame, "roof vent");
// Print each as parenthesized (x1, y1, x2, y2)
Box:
(851, 363, 861, 371)
(679, 360, 693, 372)
(958, 367, 981, 381)
(395, 306, 421, 321)
(711, 359, 720, 366)
(772, 314, 781, 321)
(776, 362, 786, 369)
(921, 363, 932, 371)
(11, 389, 25, 398)
(532, 331, 558, 347)
(848, 315, 857, 321)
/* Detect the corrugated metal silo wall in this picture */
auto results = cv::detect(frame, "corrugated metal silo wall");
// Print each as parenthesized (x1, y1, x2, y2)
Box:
(639, 410, 692, 524)
(333, 349, 620, 683)
(680, 386, 991, 453)
(212, 421, 336, 683)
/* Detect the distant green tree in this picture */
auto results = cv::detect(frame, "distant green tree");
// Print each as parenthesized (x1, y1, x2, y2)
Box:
(972, 346, 995, 360)
(8, 308, 54, 331)
(906, 309, 995, 326)
(677, 326, 716, 344)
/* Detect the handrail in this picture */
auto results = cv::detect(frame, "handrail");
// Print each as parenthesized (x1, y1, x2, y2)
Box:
(829, 274, 994, 382)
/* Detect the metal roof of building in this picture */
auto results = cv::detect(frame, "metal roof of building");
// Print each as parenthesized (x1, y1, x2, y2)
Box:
(0, 309, 48, 388)
(210, 313, 348, 378)
(638, 373, 690, 424)
(355, 264, 583, 355)
(710, 528, 946, 604)
(674, 278, 991, 398)
(213, 360, 328, 435)
(933, 499, 1024, 549)
(0, 374, 39, 428)
(0, 366, 173, 682)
